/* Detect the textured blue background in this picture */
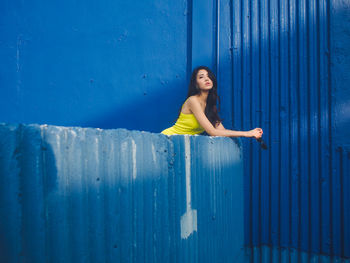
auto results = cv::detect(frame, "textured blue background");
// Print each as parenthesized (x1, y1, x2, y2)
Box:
(0, 1, 190, 132)
(0, 124, 244, 263)
(0, 0, 349, 261)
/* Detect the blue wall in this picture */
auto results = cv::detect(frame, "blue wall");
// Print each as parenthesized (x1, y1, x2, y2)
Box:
(0, 0, 228, 132)
(0, 124, 244, 263)
(331, 0, 350, 149)
(0, 1, 191, 132)
(1, 0, 349, 260)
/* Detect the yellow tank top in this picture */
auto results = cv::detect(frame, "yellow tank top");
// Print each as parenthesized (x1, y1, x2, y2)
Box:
(161, 112, 205, 135)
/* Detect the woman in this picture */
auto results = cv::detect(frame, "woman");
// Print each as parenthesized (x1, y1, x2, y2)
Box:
(161, 66, 263, 139)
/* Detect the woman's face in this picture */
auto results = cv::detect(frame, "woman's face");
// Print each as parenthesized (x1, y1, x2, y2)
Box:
(196, 69, 213, 91)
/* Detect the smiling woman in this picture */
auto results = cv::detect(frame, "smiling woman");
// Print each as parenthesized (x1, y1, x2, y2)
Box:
(161, 66, 263, 139)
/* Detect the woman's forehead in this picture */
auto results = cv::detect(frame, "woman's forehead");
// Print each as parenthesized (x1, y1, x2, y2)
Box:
(197, 69, 208, 76)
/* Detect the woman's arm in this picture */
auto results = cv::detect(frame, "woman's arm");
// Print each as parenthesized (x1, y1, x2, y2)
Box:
(215, 122, 225, 130)
(188, 97, 263, 138)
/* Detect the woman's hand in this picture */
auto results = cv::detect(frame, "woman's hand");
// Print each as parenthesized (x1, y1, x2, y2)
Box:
(248, 128, 263, 139)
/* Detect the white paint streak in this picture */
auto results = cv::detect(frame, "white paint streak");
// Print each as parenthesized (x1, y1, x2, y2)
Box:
(131, 139, 137, 179)
(184, 136, 191, 211)
(180, 135, 197, 239)
(151, 144, 157, 164)
(69, 129, 77, 138)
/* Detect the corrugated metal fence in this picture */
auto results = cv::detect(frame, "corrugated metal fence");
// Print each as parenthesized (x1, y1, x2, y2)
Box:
(0, 124, 245, 263)
(218, 0, 350, 260)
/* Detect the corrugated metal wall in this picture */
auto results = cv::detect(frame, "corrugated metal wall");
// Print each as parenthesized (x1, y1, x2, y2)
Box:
(219, 0, 350, 260)
(248, 245, 350, 263)
(0, 124, 245, 263)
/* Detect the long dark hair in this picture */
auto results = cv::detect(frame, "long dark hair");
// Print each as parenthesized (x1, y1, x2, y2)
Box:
(179, 66, 222, 127)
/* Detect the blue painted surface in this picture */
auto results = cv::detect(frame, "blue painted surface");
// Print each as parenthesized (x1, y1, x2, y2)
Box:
(0, 124, 244, 263)
(331, 0, 350, 149)
(0, 1, 189, 133)
(1, 0, 350, 261)
(248, 246, 350, 263)
(228, 0, 349, 260)
(330, 1, 350, 258)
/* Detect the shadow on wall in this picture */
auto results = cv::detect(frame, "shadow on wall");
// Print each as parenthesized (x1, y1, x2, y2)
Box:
(82, 77, 189, 133)
(0, 124, 58, 263)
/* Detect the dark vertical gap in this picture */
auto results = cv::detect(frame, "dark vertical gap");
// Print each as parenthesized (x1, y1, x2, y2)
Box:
(186, 0, 193, 83)
(229, 0, 234, 128)
(17, 124, 26, 262)
(277, 0, 282, 257)
(306, 0, 312, 257)
(267, 0, 272, 254)
(326, 0, 333, 256)
(40, 128, 49, 263)
(316, 0, 323, 255)
(287, 0, 292, 260)
(240, 0, 244, 131)
(257, 0, 262, 252)
(339, 148, 344, 258)
(249, 0, 254, 254)
(248, 0, 254, 252)
(240, 0, 251, 252)
(296, 0, 302, 260)
(249, 0, 253, 133)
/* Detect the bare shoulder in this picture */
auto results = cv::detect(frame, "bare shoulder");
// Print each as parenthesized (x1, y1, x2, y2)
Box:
(186, 95, 200, 105)
(183, 96, 199, 108)
(182, 96, 200, 114)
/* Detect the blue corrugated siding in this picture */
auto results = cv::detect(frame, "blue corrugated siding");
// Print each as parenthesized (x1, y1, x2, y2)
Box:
(0, 124, 245, 263)
(248, 246, 350, 263)
(222, 0, 349, 260)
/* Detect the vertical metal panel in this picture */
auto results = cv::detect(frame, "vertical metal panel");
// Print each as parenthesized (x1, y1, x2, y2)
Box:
(0, 125, 21, 263)
(330, 0, 350, 259)
(249, 246, 350, 263)
(332, 146, 350, 259)
(217, 0, 234, 127)
(226, 0, 349, 260)
(270, 0, 281, 251)
(319, 0, 332, 256)
(259, 0, 272, 248)
(279, 0, 290, 251)
(308, 0, 321, 254)
(0, 124, 245, 263)
(289, 0, 301, 252)
(298, 0, 311, 253)
(232, 0, 243, 130)
(251, 0, 261, 250)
